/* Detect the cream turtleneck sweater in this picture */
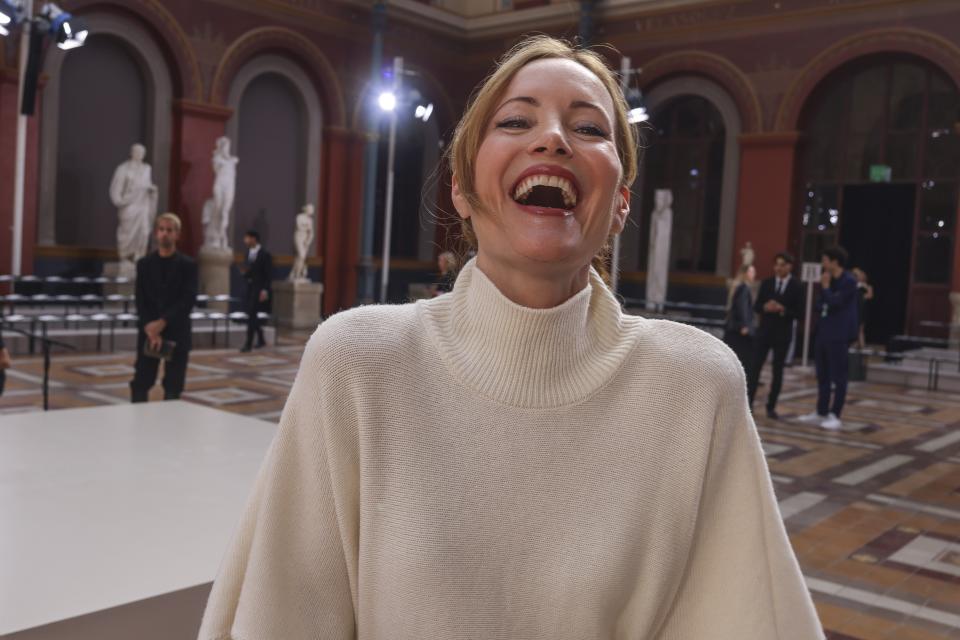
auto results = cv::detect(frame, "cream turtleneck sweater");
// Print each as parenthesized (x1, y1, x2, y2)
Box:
(198, 259, 824, 640)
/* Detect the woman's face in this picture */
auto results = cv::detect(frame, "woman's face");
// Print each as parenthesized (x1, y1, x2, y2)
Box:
(454, 58, 629, 275)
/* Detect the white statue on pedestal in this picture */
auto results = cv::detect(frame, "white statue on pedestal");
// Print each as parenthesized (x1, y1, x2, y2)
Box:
(646, 189, 673, 312)
(202, 136, 238, 250)
(109, 143, 158, 278)
(740, 241, 755, 268)
(289, 204, 315, 282)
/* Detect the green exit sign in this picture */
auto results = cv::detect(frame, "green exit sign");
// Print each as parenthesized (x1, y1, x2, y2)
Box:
(870, 165, 892, 183)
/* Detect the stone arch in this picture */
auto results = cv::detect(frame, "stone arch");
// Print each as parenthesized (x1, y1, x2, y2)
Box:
(626, 77, 743, 277)
(38, 9, 176, 245)
(776, 27, 960, 131)
(225, 54, 323, 251)
(211, 26, 346, 128)
(637, 50, 762, 134)
(65, 0, 202, 100)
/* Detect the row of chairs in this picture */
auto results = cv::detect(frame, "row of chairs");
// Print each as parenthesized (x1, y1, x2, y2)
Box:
(0, 274, 132, 285)
(1, 293, 239, 315)
(2, 309, 269, 353)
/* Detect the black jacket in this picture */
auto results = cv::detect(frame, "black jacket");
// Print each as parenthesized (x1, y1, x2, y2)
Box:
(243, 247, 273, 294)
(135, 251, 198, 342)
(725, 283, 755, 335)
(753, 275, 802, 341)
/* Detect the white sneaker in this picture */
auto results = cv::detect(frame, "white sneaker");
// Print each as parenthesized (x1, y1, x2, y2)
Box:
(820, 413, 843, 431)
(797, 411, 824, 424)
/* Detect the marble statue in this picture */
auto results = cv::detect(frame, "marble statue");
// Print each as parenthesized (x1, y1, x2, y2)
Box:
(646, 189, 673, 312)
(289, 204, 315, 282)
(109, 143, 158, 279)
(202, 136, 238, 250)
(740, 241, 755, 268)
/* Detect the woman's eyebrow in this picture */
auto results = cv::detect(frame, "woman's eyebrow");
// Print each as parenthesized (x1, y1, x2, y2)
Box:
(496, 96, 538, 111)
(569, 100, 608, 117)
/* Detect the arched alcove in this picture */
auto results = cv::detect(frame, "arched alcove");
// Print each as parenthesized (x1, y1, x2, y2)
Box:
(225, 54, 323, 256)
(38, 11, 174, 248)
(625, 76, 742, 277)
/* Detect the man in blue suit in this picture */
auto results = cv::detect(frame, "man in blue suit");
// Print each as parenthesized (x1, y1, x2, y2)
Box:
(798, 246, 859, 430)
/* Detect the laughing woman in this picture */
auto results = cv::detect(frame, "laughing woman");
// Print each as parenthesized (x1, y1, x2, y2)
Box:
(198, 36, 824, 640)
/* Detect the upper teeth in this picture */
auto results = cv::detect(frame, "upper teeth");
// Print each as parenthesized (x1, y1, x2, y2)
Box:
(513, 174, 578, 208)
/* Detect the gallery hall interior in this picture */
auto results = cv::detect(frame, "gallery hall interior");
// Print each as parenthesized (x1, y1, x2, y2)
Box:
(1, 0, 960, 638)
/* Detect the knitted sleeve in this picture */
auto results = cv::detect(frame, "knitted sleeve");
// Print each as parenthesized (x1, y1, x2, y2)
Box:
(197, 329, 359, 640)
(655, 356, 825, 640)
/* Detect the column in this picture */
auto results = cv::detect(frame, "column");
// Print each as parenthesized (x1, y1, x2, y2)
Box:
(732, 132, 800, 273)
(320, 126, 366, 315)
(170, 100, 232, 257)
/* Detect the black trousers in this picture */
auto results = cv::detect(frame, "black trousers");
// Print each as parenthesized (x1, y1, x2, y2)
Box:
(723, 330, 754, 378)
(244, 289, 265, 347)
(130, 332, 190, 402)
(815, 339, 849, 418)
(748, 332, 789, 410)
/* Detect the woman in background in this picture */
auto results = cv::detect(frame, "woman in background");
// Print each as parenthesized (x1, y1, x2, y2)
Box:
(724, 263, 757, 374)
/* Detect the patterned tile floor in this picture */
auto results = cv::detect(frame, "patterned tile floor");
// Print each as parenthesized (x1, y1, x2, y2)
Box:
(1, 339, 959, 639)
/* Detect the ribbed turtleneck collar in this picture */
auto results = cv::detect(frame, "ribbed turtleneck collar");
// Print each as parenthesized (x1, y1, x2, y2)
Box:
(418, 258, 642, 409)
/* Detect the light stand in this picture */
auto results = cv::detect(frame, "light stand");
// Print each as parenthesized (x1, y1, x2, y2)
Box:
(375, 58, 433, 304)
(379, 56, 401, 304)
(4, 1, 88, 277)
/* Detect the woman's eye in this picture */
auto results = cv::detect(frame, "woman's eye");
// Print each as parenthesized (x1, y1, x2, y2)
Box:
(495, 117, 529, 130)
(575, 124, 609, 138)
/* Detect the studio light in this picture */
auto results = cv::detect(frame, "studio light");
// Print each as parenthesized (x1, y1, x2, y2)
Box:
(628, 107, 649, 124)
(626, 88, 648, 124)
(378, 91, 396, 112)
(414, 103, 433, 122)
(41, 3, 87, 50)
(0, 0, 23, 37)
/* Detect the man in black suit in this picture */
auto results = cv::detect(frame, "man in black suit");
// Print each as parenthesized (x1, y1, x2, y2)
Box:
(240, 229, 272, 352)
(748, 252, 802, 419)
(130, 213, 198, 402)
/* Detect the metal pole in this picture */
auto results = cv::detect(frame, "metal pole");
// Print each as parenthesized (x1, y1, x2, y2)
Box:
(379, 56, 401, 304)
(611, 55, 630, 295)
(802, 280, 814, 368)
(358, 1, 386, 304)
(12, 0, 34, 277)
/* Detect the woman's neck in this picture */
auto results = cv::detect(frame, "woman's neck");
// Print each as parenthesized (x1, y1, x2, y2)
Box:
(474, 252, 590, 309)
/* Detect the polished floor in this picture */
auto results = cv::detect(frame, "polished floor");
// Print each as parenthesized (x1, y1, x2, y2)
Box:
(1, 341, 959, 639)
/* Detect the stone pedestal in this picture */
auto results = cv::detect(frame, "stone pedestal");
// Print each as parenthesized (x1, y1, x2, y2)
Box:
(950, 292, 960, 345)
(199, 246, 233, 312)
(273, 280, 324, 330)
(102, 261, 135, 298)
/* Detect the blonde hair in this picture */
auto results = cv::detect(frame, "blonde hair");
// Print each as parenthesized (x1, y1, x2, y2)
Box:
(447, 35, 639, 280)
(727, 263, 755, 309)
(156, 212, 182, 232)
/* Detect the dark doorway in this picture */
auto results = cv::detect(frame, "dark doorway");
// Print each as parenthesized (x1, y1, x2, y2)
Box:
(839, 184, 915, 345)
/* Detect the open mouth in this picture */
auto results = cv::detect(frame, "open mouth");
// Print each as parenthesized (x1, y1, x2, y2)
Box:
(511, 173, 579, 211)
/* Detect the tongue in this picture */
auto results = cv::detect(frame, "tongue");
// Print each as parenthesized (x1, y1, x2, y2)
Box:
(522, 185, 568, 209)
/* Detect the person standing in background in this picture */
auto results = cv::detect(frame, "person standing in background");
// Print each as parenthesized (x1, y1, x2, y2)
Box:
(723, 264, 756, 374)
(851, 267, 874, 348)
(798, 246, 859, 430)
(129, 213, 197, 402)
(0, 327, 10, 396)
(240, 230, 272, 352)
(748, 252, 802, 419)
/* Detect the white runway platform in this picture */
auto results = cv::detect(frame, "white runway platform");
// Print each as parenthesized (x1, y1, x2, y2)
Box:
(0, 401, 277, 639)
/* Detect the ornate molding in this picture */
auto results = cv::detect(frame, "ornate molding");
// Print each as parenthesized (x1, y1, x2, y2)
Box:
(638, 50, 764, 133)
(173, 99, 234, 121)
(210, 26, 347, 128)
(776, 27, 960, 131)
(66, 0, 204, 100)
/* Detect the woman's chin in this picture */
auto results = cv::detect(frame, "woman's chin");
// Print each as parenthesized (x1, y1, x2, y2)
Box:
(509, 236, 590, 267)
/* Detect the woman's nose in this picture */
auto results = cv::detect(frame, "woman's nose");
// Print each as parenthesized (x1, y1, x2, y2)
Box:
(530, 123, 571, 157)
